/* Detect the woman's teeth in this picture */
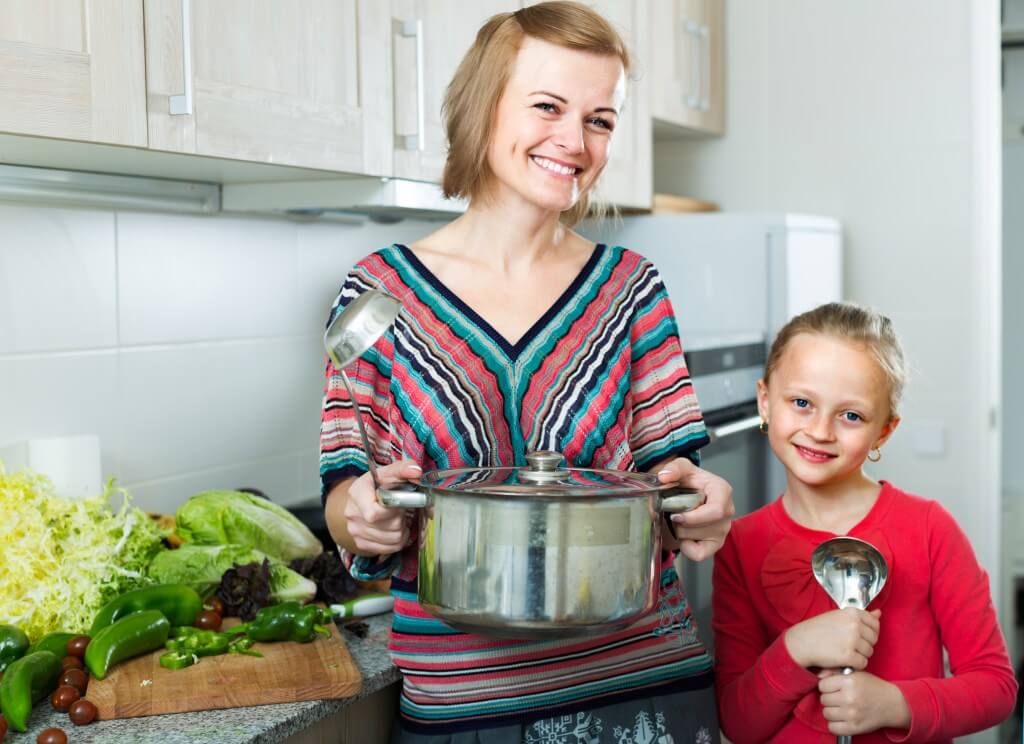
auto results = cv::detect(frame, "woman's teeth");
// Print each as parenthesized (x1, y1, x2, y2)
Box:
(533, 156, 578, 176)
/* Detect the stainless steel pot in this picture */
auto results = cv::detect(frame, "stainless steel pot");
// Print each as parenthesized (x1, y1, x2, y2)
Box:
(379, 451, 702, 639)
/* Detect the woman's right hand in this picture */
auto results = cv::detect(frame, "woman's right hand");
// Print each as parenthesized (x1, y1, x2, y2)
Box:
(343, 459, 422, 555)
(784, 608, 881, 671)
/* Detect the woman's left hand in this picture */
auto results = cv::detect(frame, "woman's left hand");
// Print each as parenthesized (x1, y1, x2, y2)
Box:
(656, 457, 734, 562)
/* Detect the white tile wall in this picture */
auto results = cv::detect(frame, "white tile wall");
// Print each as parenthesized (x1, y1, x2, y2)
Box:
(0, 203, 439, 512)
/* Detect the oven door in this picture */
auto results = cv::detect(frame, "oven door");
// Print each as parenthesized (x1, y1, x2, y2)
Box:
(678, 402, 768, 652)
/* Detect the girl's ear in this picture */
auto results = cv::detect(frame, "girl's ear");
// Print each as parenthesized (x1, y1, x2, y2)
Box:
(874, 416, 902, 450)
(756, 378, 770, 421)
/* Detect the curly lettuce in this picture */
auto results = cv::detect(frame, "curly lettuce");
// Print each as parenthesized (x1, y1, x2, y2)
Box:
(0, 465, 166, 642)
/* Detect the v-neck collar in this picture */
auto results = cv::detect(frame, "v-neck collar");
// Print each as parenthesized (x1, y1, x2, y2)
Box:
(394, 243, 606, 360)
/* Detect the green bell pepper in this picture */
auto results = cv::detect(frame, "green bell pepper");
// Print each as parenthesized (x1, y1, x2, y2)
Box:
(229, 602, 332, 644)
(0, 650, 61, 732)
(85, 610, 170, 680)
(89, 584, 202, 636)
(0, 624, 29, 673)
(26, 632, 75, 660)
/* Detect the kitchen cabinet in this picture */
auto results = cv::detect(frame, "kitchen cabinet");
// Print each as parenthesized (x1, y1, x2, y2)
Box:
(0, 0, 147, 146)
(649, 0, 725, 136)
(390, 1, 513, 183)
(143, 0, 392, 176)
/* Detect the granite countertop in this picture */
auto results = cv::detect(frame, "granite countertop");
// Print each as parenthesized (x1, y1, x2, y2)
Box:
(18, 614, 398, 744)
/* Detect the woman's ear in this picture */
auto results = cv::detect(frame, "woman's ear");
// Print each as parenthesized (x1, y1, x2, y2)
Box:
(756, 379, 770, 421)
(874, 415, 902, 449)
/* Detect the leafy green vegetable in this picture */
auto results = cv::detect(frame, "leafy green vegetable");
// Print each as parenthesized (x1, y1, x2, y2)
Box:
(175, 490, 322, 561)
(0, 465, 166, 642)
(147, 544, 316, 604)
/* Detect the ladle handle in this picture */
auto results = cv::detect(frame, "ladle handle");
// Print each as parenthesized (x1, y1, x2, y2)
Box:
(338, 370, 382, 489)
(835, 668, 854, 744)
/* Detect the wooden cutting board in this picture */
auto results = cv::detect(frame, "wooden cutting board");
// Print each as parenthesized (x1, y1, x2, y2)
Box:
(88, 618, 362, 719)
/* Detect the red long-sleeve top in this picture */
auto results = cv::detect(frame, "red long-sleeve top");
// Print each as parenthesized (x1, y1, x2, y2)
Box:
(712, 482, 1017, 743)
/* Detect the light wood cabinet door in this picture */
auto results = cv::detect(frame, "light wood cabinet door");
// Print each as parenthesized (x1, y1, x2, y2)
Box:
(144, 0, 391, 176)
(389, 1, 512, 183)
(650, 0, 724, 135)
(0, 0, 147, 146)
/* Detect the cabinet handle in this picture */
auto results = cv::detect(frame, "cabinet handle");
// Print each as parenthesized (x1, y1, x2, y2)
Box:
(699, 25, 711, 112)
(395, 19, 425, 151)
(168, 0, 193, 116)
(708, 415, 763, 443)
(686, 19, 700, 110)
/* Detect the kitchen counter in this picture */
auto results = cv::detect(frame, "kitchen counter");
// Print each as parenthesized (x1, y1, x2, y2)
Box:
(19, 614, 399, 744)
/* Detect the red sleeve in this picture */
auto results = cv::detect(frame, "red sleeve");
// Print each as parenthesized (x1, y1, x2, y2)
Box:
(712, 529, 820, 744)
(883, 502, 1017, 742)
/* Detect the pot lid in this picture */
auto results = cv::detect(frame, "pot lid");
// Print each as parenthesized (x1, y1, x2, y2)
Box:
(420, 451, 696, 500)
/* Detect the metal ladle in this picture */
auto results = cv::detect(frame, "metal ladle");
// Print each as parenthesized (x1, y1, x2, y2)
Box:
(323, 289, 402, 489)
(811, 536, 888, 744)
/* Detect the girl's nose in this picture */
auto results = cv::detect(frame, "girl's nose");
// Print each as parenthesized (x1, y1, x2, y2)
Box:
(806, 414, 836, 442)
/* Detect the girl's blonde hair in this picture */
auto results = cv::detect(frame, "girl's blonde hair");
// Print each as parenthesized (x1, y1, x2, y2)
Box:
(765, 302, 907, 418)
(441, 1, 630, 227)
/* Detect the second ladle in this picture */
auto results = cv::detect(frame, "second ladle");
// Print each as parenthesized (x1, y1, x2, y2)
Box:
(323, 289, 402, 488)
(811, 536, 888, 744)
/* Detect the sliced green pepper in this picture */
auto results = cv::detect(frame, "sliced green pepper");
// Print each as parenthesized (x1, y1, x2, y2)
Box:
(26, 632, 75, 660)
(0, 624, 29, 673)
(89, 584, 202, 636)
(159, 650, 197, 670)
(158, 629, 262, 670)
(85, 610, 170, 680)
(0, 650, 61, 732)
(229, 602, 332, 644)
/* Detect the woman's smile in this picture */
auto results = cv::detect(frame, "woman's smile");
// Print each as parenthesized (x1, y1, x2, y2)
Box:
(530, 154, 582, 179)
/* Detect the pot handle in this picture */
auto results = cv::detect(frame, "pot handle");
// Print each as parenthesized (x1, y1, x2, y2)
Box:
(657, 487, 704, 513)
(377, 485, 430, 509)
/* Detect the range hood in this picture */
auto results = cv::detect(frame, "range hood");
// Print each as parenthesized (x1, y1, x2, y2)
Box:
(222, 176, 466, 222)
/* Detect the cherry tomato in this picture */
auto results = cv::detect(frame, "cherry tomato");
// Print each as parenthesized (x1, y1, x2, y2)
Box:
(60, 656, 83, 672)
(68, 699, 98, 726)
(194, 610, 222, 631)
(50, 685, 80, 713)
(66, 635, 91, 659)
(205, 596, 225, 616)
(36, 728, 67, 744)
(60, 668, 88, 695)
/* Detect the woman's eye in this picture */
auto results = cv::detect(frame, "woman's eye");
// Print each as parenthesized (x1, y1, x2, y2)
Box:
(534, 102, 558, 114)
(588, 116, 613, 131)
(792, 398, 810, 409)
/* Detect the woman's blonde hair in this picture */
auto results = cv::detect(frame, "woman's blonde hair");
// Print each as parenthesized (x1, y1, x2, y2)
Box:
(764, 302, 907, 418)
(441, 1, 630, 227)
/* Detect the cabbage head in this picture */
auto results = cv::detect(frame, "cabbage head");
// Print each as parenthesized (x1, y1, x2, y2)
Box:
(147, 543, 316, 603)
(175, 490, 322, 561)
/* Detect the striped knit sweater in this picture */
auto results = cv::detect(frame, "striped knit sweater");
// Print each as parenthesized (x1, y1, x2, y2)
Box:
(319, 243, 712, 732)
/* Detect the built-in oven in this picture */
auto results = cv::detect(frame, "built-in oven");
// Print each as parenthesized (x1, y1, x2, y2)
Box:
(678, 338, 770, 652)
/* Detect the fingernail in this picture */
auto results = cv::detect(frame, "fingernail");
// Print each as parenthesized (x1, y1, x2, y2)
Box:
(657, 469, 672, 477)
(409, 464, 422, 472)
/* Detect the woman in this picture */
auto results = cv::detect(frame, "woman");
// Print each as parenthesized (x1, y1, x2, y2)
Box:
(321, 3, 734, 741)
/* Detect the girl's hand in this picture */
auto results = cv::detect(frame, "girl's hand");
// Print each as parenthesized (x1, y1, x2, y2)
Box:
(343, 460, 422, 555)
(819, 670, 912, 735)
(657, 457, 734, 562)
(784, 608, 881, 670)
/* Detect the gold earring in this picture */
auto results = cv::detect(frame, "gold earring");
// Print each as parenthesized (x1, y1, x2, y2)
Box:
(758, 419, 769, 434)
(867, 448, 882, 462)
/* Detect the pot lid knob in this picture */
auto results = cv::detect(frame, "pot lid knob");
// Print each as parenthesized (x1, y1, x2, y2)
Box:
(522, 451, 569, 482)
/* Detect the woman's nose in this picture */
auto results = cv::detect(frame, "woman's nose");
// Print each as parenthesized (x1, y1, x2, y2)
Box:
(552, 119, 585, 154)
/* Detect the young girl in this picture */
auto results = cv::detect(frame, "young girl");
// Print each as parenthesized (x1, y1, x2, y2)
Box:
(321, 3, 733, 741)
(712, 302, 1017, 743)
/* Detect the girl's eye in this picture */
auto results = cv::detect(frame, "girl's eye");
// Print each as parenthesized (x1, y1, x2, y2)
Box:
(534, 102, 558, 114)
(842, 411, 862, 423)
(792, 398, 810, 409)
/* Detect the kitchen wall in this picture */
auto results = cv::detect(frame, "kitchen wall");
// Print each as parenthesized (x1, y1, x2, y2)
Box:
(0, 203, 437, 513)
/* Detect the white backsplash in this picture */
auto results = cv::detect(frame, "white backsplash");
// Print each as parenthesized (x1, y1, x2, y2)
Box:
(0, 203, 439, 513)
